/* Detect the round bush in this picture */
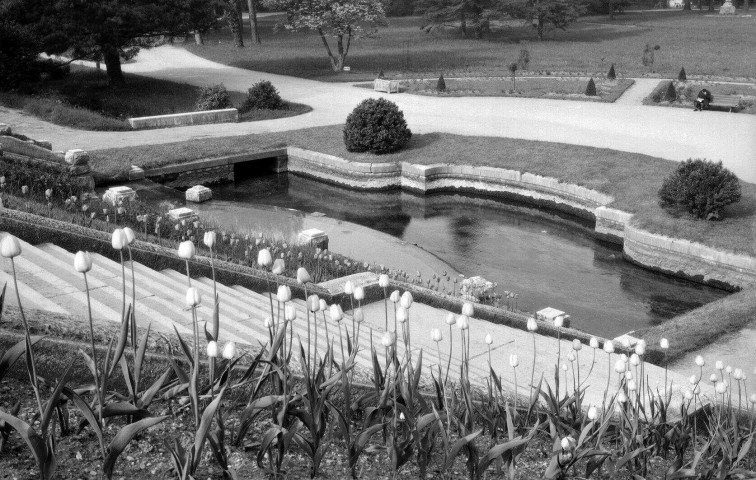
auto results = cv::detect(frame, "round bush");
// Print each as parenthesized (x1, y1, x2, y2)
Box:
(343, 98, 412, 154)
(658, 159, 742, 220)
(195, 84, 232, 111)
(241, 80, 285, 111)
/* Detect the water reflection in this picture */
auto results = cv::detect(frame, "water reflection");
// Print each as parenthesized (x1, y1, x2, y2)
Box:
(134, 173, 729, 338)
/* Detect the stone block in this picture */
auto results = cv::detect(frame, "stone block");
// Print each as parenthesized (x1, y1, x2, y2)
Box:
(128, 165, 145, 181)
(65, 149, 90, 166)
(103, 186, 136, 206)
(168, 207, 197, 222)
(298, 228, 329, 250)
(185, 185, 212, 203)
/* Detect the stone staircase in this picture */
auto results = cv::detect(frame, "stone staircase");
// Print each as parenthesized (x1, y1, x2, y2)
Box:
(0, 234, 709, 411)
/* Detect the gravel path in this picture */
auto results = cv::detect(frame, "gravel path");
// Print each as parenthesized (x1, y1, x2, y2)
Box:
(2, 46, 755, 183)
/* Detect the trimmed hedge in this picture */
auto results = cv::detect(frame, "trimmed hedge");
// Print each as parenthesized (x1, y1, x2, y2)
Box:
(343, 98, 412, 154)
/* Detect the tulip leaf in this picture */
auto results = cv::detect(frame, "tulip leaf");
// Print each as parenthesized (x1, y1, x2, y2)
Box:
(41, 360, 74, 437)
(349, 423, 384, 468)
(109, 304, 132, 377)
(173, 325, 194, 367)
(62, 386, 104, 455)
(104, 415, 169, 479)
(139, 368, 172, 408)
(0, 336, 42, 382)
(0, 411, 54, 480)
(444, 429, 483, 471)
(192, 384, 227, 472)
(0, 282, 7, 321)
(134, 322, 152, 390)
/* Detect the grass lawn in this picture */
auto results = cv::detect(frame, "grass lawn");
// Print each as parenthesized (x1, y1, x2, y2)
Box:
(644, 79, 756, 113)
(358, 77, 634, 102)
(184, 11, 756, 81)
(0, 66, 310, 130)
(89, 124, 756, 256)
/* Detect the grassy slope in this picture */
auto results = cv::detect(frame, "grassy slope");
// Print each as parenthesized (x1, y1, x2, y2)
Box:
(184, 11, 756, 81)
(89, 125, 756, 256)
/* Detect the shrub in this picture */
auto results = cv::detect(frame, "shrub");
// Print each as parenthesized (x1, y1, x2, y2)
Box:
(658, 159, 742, 220)
(378, 70, 385, 79)
(240, 80, 285, 111)
(664, 82, 677, 102)
(607, 64, 616, 80)
(518, 48, 530, 70)
(343, 98, 412, 154)
(195, 84, 232, 111)
(585, 78, 597, 96)
(648, 80, 672, 103)
(437, 74, 446, 92)
(678, 67, 687, 81)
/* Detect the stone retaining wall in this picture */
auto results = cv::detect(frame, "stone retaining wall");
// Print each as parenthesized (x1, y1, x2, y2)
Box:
(127, 108, 239, 130)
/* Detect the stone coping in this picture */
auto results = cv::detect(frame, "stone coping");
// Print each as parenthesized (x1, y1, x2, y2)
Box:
(127, 108, 239, 130)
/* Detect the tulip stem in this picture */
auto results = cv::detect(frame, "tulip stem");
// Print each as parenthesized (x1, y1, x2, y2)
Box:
(209, 245, 218, 400)
(120, 250, 126, 323)
(445, 325, 453, 386)
(127, 246, 137, 353)
(11, 259, 44, 419)
(184, 259, 192, 287)
(83, 273, 104, 430)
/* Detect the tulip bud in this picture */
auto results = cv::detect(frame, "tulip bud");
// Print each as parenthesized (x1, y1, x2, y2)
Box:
(554, 316, 564, 328)
(620, 337, 631, 349)
(715, 381, 727, 394)
(457, 315, 469, 330)
(277, 285, 292, 303)
(330, 304, 343, 322)
(186, 287, 201, 308)
(264, 317, 273, 329)
(204, 231, 216, 249)
(683, 389, 693, 400)
(567, 351, 576, 362)
(396, 306, 409, 323)
(353, 308, 364, 323)
(560, 437, 575, 451)
(378, 274, 389, 288)
(625, 371, 633, 380)
(693, 384, 701, 395)
(750, 394, 756, 405)
(74, 251, 92, 273)
(382, 331, 396, 347)
(21, 185, 28, 195)
(206, 341, 219, 358)
(445, 313, 457, 326)
(715, 360, 724, 371)
(725, 365, 732, 375)
(45, 188, 52, 198)
(461, 302, 474, 317)
(634, 340, 646, 356)
(617, 391, 627, 404)
(709, 373, 718, 383)
(695, 355, 705, 367)
(222, 342, 236, 359)
(354, 286, 365, 301)
(630, 353, 640, 366)
(484, 333, 493, 345)
(285, 304, 297, 321)
(297, 267, 311, 284)
(589, 337, 599, 349)
(111, 229, 126, 251)
(509, 354, 519, 368)
(734, 368, 743, 380)
(572, 339, 582, 351)
(343, 281, 354, 295)
(431, 328, 443, 342)
(603, 341, 615, 354)
(620, 354, 628, 363)
(627, 380, 637, 391)
(390, 290, 401, 303)
(587, 406, 598, 420)
(319, 299, 327, 312)
(660, 338, 669, 350)
(689, 375, 698, 385)
(272, 259, 285, 275)
(527, 318, 538, 332)
(614, 359, 626, 373)
(400, 291, 413, 309)
(308, 294, 320, 312)
(178, 240, 195, 259)
(257, 249, 273, 267)
(123, 227, 135, 245)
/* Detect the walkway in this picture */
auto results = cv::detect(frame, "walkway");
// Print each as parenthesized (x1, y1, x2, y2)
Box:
(2, 46, 755, 183)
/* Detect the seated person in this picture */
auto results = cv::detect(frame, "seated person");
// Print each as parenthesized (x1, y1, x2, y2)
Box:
(694, 88, 713, 111)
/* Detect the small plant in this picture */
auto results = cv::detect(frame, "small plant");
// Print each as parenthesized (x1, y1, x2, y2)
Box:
(437, 74, 446, 92)
(517, 48, 530, 70)
(509, 62, 519, 91)
(659, 159, 742, 220)
(378, 70, 385, 78)
(678, 66, 687, 81)
(241, 80, 285, 111)
(195, 84, 232, 111)
(641, 43, 659, 71)
(585, 78, 597, 96)
(664, 81, 677, 102)
(607, 63, 616, 80)
(343, 98, 412, 154)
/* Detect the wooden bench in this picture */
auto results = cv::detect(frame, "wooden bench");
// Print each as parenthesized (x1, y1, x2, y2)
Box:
(374, 79, 400, 94)
(708, 94, 742, 112)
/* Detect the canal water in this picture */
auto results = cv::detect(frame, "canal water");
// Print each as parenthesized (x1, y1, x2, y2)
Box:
(132, 173, 728, 338)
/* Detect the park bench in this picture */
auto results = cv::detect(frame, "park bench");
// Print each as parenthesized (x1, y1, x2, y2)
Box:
(374, 78, 400, 94)
(708, 94, 742, 112)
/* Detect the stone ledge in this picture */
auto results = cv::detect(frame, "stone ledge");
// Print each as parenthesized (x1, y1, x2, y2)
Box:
(127, 108, 239, 130)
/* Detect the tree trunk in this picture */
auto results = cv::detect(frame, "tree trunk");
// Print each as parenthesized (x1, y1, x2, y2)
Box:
(537, 19, 544, 40)
(227, 0, 244, 47)
(247, 0, 261, 44)
(194, 32, 204, 45)
(102, 45, 124, 86)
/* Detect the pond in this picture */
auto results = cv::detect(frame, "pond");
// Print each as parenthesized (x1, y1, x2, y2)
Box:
(132, 173, 729, 339)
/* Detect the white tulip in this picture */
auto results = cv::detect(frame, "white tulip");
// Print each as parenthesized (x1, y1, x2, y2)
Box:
(111, 229, 126, 251)
(396, 306, 409, 324)
(630, 354, 640, 366)
(603, 341, 615, 354)
(257, 249, 272, 267)
(353, 308, 364, 323)
(484, 334, 493, 345)
(617, 392, 627, 404)
(725, 365, 732, 375)
(272, 259, 285, 275)
(354, 286, 365, 301)
(330, 304, 343, 322)
(715, 360, 724, 371)
(572, 339, 582, 351)
(457, 315, 469, 330)
(509, 354, 519, 368)
(431, 328, 443, 342)
(614, 359, 626, 374)
(206, 341, 219, 358)
(74, 251, 92, 273)
(734, 368, 744, 381)
(319, 299, 328, 312)
(343, 281, 354, 295)
(683, 389, 693, 400)
(587, 406, 598, 420)
(445, 313, 457, 326)
(297, 267, 311, 284)
(589, 337, 599, 349)
(553, 316, 564, 328)
(390, 290, 401, 303)
(710, 374, 718, 383)
(660, 338, 669, 350)
(689, 375, 698, 385)
(400, 291, 413, 309)
(284, 304, 297, 321)
(186, 287, 201, 308)
(627, 380, 637, 391)
(382, 331, 396, 347)
(695, 355, 705, 367)
(222, 342, 236, 359)
(123, 227, 135, 245)
(715, 381, 727, 394)
(634, 340, 646, 356)
(462, 302, 474, 317)
(750, 394, 756, 405)
(178, 240, 195, 259)
(527, 318, 538, 332)
(378, 274, 389, 288)
(203, 231, 216, 249)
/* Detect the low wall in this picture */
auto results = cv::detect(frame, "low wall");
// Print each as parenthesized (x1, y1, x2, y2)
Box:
(127, 108, 239, 130)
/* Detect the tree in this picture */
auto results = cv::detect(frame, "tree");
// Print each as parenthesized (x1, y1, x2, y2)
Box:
(418, 0, 501, 38)
(508, 62, 518, 90)
(223, 0, 245, 47)
(510, 0, 585, 41)
(658, 159, 741, 220)
(247, 0, 262, 44)
(269, 0, 386, 71)
(0, 19, 40, 90)
(4, 0, 214, 85)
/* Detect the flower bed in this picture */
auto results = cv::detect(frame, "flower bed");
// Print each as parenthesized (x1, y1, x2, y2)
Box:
(643, 80, 756, 113)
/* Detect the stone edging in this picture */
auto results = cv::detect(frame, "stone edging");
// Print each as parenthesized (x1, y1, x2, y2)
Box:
(127, 108, 239, 130)
(283, 147, 756, 291)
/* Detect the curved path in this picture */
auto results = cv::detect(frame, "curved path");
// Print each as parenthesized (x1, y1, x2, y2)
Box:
(2, 46, 755, 183)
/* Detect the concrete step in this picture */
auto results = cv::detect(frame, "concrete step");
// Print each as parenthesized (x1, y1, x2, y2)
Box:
(0, 269, 70, 315)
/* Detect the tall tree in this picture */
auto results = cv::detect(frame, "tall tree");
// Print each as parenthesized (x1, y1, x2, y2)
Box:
(247, 0, 262, 44)
(268, 0, 386, 71)
(223, 0, 245, 47)
(510, 0, 584, 41)
(419, 0, 501, 38)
